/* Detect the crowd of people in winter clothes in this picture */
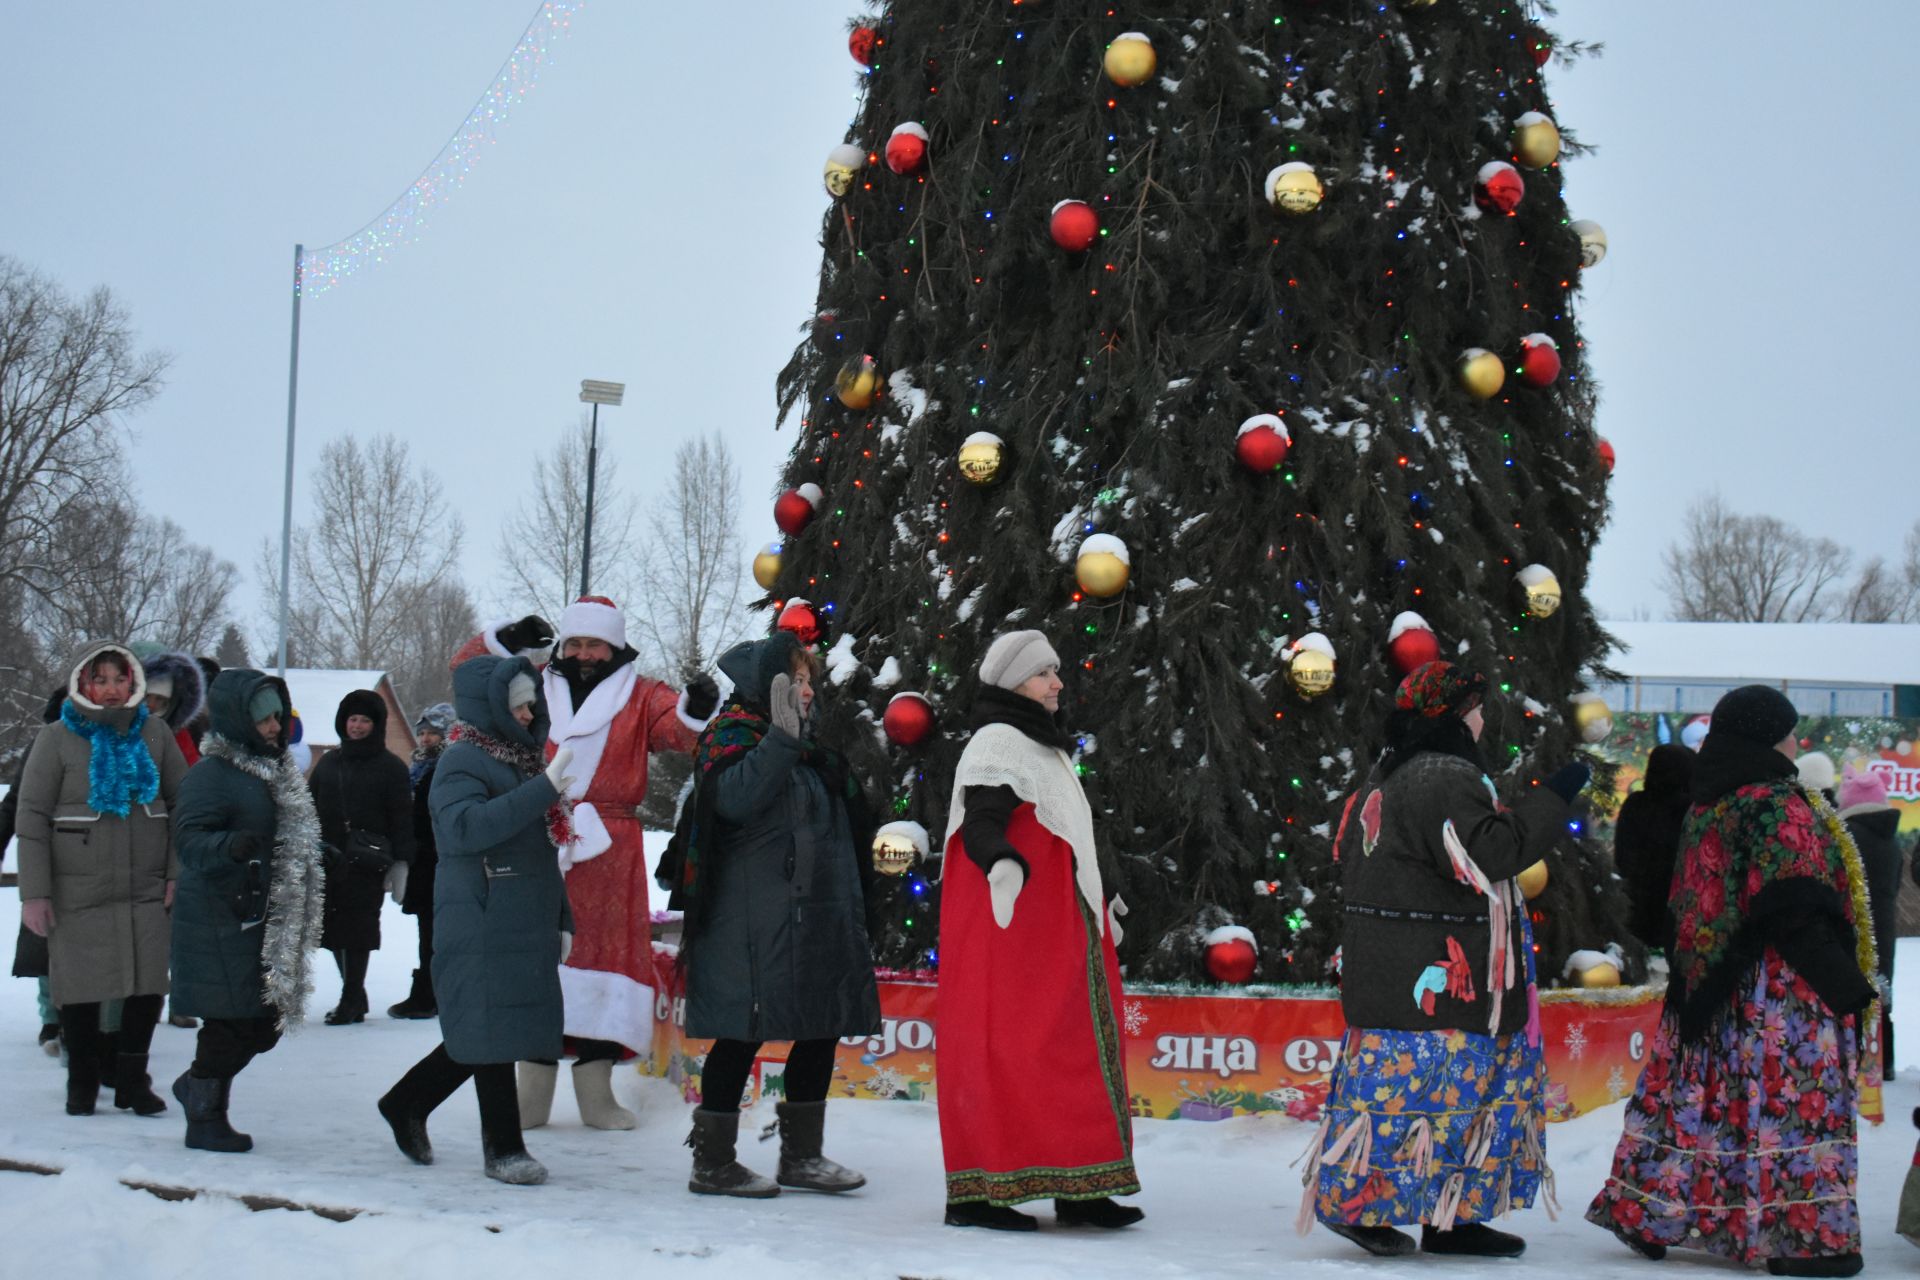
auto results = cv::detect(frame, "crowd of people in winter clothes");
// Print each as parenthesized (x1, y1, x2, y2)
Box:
(1, 604, 1911, 1269)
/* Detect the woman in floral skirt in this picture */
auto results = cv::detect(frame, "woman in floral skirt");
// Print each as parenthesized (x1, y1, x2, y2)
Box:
(1587, 684, 1876, 1278)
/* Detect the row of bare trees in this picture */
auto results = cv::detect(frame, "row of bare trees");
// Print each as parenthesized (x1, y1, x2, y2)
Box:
(1661, 492, 1920, 623)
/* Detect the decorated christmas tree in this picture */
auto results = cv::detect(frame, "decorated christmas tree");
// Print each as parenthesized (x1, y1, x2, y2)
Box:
(762, 0, 1638, 986)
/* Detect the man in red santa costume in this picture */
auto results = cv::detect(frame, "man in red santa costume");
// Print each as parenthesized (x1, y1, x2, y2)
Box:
(455, 600, 718, 1130)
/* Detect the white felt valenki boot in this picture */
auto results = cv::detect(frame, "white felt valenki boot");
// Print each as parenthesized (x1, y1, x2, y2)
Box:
(516, 1062, 557, 1130)
(573, 1059, 638, 1130)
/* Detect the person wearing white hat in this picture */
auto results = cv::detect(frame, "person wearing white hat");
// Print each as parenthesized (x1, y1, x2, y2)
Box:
(470, 597, 721, 1132)
(937, 630, 1142, 1232)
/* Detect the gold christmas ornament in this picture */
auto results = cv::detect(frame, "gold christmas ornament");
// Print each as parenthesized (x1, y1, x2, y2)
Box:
(1266, 162, 1324, 214)
(1459, 348, 1506, 400)
(823, 143, 866, 198)
(957, 431, 1006, 485)
(751, 542, 783, 591)
(1287, 633, 1337, 700)
(1573, 694, 1614, 745)
(1517, 859, 1550, 900)
(1516, 564, 1562, 619)
(1578, 961, 1622, 989)
(835, 354, 882, 410)
(1102, 32, 1156, 88)
(1512, 111, 1562, 169)
(1570, 219, 1608, 268)
(1075, 534, 1131, 598)
(871, 821, 929, 877)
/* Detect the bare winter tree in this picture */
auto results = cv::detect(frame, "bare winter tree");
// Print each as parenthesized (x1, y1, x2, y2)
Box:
(0, 257, 168, 604)
(33, 492, 237, 653)
(496, 416, 640, 624)
(1842, 520, 1920, 623)
(385, 578, 479, 716)
(1660, 493, 1852, 623)
(630, 433, 749, 678)
(259, 434, 464, 670)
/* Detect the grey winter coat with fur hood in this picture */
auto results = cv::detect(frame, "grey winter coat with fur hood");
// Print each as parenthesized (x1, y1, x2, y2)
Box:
(14, 643, 186, 1005)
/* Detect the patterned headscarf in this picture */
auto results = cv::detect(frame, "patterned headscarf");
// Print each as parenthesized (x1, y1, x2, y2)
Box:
(1394, 661, 1486, 719)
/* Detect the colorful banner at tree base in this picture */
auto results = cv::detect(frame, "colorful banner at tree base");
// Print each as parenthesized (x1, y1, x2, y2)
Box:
(641, 946, 1666, 1123)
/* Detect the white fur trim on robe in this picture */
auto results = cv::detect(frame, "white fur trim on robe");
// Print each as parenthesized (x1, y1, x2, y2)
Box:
(945, 722, 1107, 933)
(544, 662, 639, 869)
(559, 964, 654, 1051)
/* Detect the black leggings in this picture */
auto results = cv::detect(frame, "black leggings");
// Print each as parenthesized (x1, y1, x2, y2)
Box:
(192, 1016, 282, 1079)
(58, 994, 161, 1056)
(332, 948, 370, 1003)
(700, 1038, 838, 1112)
(385, 1043, 525, 1157)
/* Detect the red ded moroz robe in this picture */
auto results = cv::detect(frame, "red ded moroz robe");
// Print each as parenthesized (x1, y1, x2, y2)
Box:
(543, 662, 697, 1053)
(938, 726, 1138, 1206)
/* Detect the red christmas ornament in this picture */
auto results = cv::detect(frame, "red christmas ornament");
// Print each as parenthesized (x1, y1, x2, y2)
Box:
(1526, 27, 1551, 67)
(1474, 161, 1524, 215)
(849, 26, 878, 67)
(1234, 413, 1291, 473)
(1518, 333, 1562, 388)
(774, 483, 823, 537)
(1596, 437, 1616, 473)
(882, 691, 936, 747)
(1205, 937, 1259, 984)
(1049, 199, 1100, 252)
(1386, 612, 1441, 676)
(885, 122, 928, 175)
(776, 598, 821, 645)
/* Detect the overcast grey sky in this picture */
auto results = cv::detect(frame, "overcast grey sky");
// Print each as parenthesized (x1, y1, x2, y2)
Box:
(6, 1, 1914, 640)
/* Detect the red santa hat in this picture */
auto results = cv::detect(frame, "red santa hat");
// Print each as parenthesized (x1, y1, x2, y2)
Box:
(556, 595, 627, 651)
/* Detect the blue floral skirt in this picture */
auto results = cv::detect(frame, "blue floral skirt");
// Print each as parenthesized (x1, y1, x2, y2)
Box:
(1307, 1026, 1549, 1229)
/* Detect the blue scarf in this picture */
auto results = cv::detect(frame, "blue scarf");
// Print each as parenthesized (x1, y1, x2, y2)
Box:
(60, 700, 160, 817)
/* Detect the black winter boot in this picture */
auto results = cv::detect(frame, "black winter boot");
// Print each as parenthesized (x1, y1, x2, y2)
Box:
(944, 1200, 1038, 1231)
(1326, 1222, 1417, 1256)
(1421, 1222, 1525, 1258)
(1767, 1257, 1865, 1278)
(377, 1088, 433, 1165)
(113, 1053, 167, 1116)
(687, 1109, 778, 1197)
(774, 1100, 865, 1192)
(175, 1071, 252, 1152)
(1055, 1196, 1145, 1229)
(386, 969, 437, 1020)
(64, 1052, 100, 1116)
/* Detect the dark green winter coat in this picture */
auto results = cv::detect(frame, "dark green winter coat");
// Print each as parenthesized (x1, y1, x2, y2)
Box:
(170, 670, 293, 1020)
(684, 635, 881, 1043)
(430, 656, 572, 1066)
(1337, 749, 1568, 1036)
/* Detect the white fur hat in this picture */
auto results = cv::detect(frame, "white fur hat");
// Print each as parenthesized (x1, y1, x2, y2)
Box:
(979, 630, 1061, 691)
(556, 595, 627, 652)
(1796, 750, 1837, 794)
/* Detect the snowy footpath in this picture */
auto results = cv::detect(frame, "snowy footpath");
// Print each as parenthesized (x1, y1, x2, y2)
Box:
(2, 889, 1917, 1279)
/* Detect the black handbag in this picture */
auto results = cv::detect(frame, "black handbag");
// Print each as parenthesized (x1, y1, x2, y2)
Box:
(329, 758, 395, 875)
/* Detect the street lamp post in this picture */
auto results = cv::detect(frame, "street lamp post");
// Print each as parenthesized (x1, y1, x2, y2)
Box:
(578, 379, 625, 596)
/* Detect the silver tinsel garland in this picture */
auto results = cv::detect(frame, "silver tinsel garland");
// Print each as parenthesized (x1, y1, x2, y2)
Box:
(200, 733, 327, 1030)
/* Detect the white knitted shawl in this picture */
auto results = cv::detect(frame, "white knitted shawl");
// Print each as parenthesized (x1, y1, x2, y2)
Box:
(944, 722, 1106, 933)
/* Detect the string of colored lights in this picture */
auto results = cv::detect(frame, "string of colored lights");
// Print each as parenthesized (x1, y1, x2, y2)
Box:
(298, 0, 583, 297)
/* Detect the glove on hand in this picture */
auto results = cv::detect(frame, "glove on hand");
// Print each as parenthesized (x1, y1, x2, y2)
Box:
(386, 863, 409, 905)
(498, 615, 554, 656)
(559, 931, 573, 965)
(1107, 895, 1129, 945)
(1543, 761, 1592, 803)
(683, 673, 721, 722)
(769, 673, 806, 739)
(228, 831, 269, 863)
(987, 859, 1025, 930)
(544, 746, 576, 795)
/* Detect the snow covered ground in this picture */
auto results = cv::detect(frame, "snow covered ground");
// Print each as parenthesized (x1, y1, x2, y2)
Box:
(1, 890, 1917, 1279)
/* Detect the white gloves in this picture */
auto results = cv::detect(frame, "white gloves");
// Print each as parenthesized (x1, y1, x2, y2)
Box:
(987, 860, 1025, 929)
(544, 746, 575, 794)
(1107, 895, 1128, 945)
(769, 673, 805, 738)
(559, 930, 573, 965)
(385, 863, 409, 905)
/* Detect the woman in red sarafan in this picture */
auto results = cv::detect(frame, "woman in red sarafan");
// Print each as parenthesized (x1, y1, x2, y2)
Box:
(1587, 684, 1877, 1278)
(937, 629, 1140, 1232)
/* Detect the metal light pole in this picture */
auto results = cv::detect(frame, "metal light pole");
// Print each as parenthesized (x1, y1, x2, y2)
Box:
(277, 244, 304, 678)
(577, 379, 625, 596)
